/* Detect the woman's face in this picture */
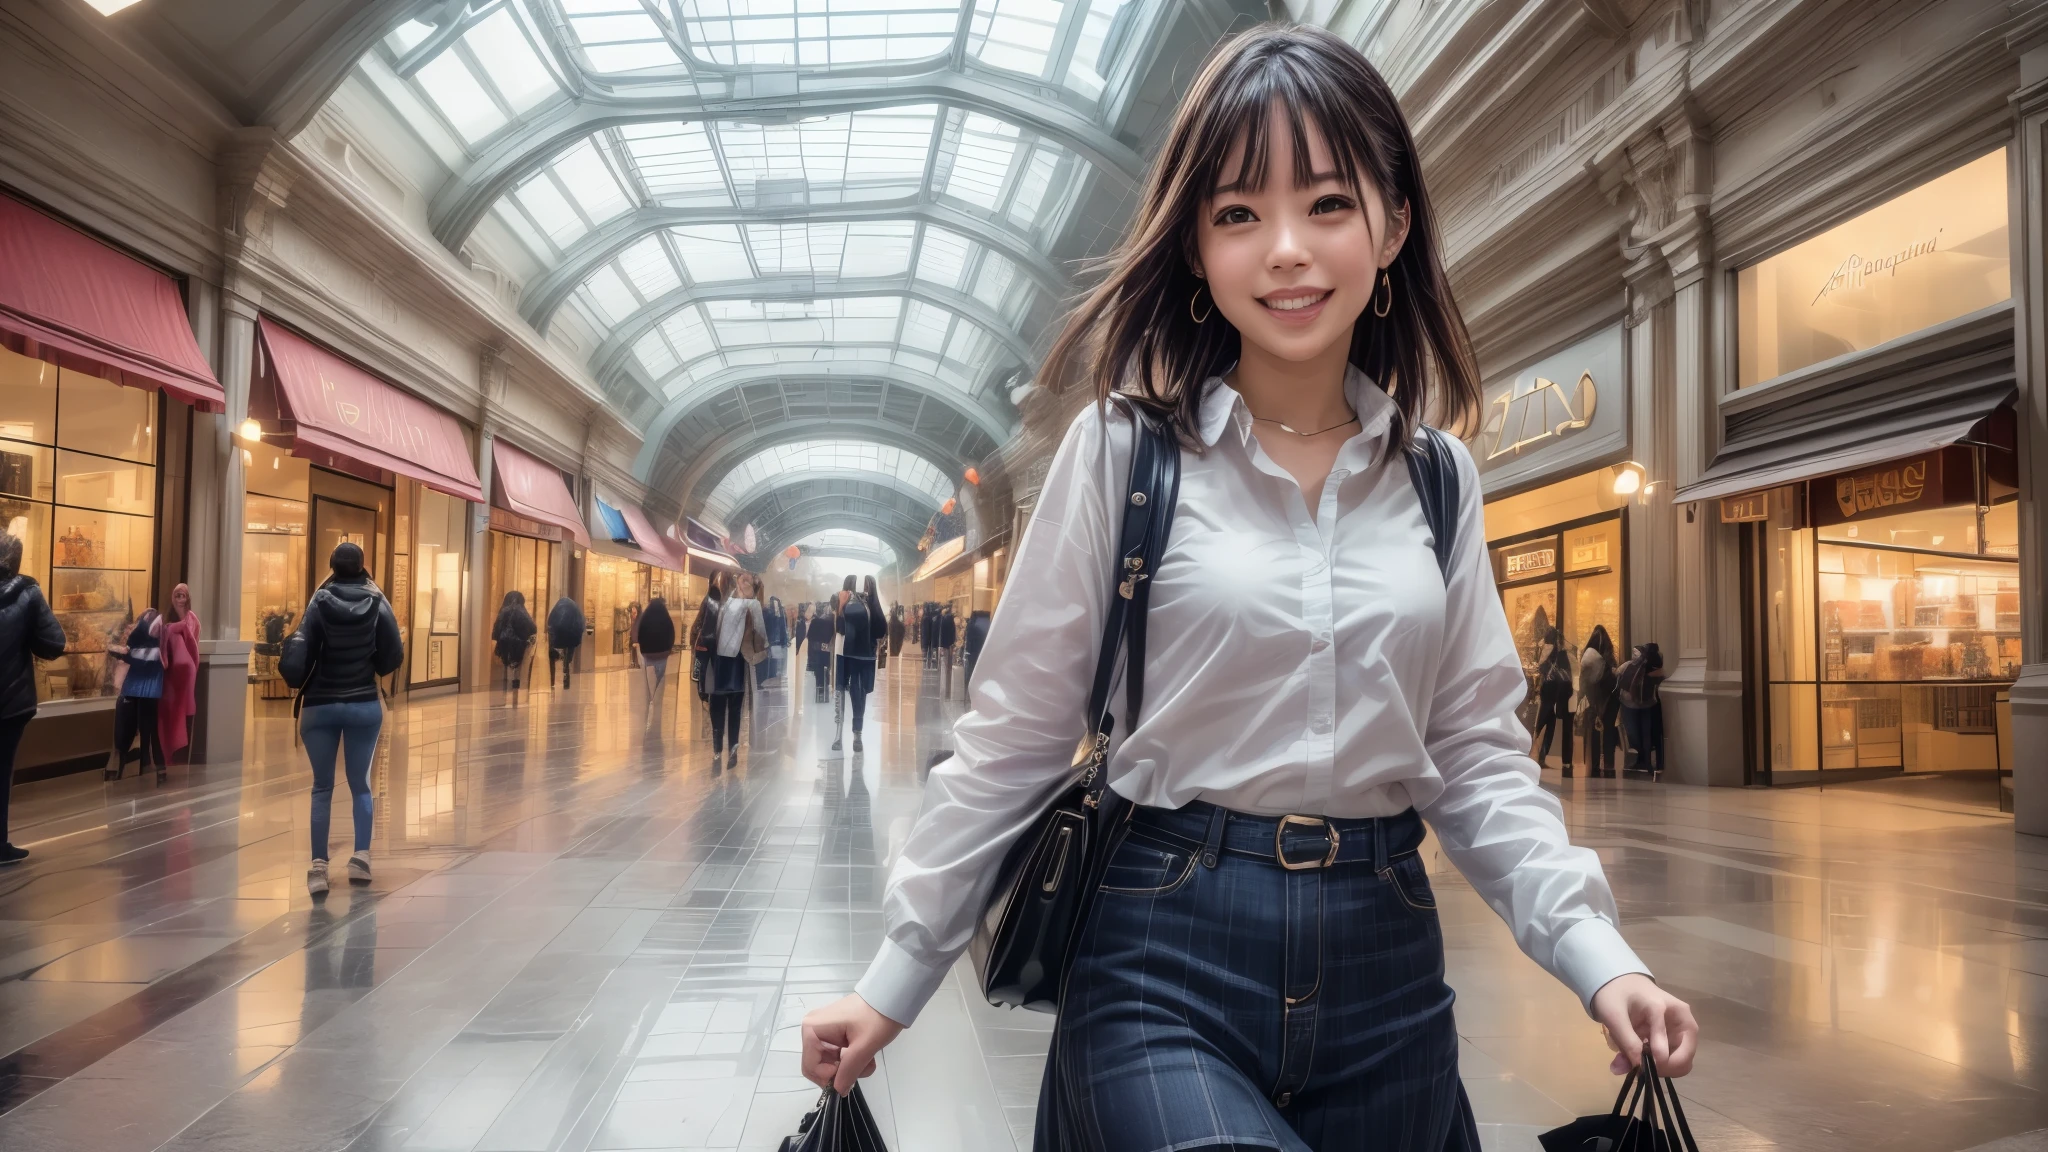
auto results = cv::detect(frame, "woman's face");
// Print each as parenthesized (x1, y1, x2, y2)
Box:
(1195, 106, 1408, 368)
(172, 586, 190, 613)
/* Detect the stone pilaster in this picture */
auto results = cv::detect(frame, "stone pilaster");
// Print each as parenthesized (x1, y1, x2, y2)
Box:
(2007, 43, 2048, 832)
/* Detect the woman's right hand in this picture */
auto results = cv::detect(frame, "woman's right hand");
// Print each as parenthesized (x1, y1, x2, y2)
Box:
(801, 994, 904, 1094)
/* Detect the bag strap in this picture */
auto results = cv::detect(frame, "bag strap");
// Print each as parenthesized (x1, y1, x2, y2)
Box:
(1075, 397, 1180, 802)
(1405, 424, 1460, 581)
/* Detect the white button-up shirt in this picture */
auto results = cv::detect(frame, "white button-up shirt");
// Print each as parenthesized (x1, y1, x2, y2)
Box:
(856, 370, 1648, 1026)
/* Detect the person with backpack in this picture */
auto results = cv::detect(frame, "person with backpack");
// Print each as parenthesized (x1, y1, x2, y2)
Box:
(105, 607, 166, 782)
(490, 590, 536, 703)
(805, 602, 834, 703)
(800, 25, 1693, 1143)
(1533, 627, 1575, 777)
(546, 595, 585, 689)
(833, 577, 878, 753)
(1616, 642, 1668, 777)
(280, 542, 403, 896)
(1578, 624, 1621, 778)
(690, 573, 726, 704)
(636, 594, 677, 703)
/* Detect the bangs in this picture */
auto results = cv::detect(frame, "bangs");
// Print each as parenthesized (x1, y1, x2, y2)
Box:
(1196, 47, 1382, 200)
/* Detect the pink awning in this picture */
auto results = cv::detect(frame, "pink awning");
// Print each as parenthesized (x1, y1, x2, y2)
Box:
(617, 504, 684, 571)
(258, 318, 483, 503)
(0, 195, 223, 411)
(492, 439, 587, 546)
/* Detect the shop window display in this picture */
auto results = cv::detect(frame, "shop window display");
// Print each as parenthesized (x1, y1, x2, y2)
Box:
(411, 488, 467, 686)
(488, 529, 555, 679)
(1487, 514, 1625, 729)
(242, 439, 311, 699)
(0, 346, 156, 702)
(584, 553, 649, 669)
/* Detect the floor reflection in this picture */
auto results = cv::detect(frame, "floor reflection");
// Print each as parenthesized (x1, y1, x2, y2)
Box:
(0, 654, 2040, 1150)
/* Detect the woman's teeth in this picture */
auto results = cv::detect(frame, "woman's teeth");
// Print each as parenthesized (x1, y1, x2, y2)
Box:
(1263, 292, 1328, 311)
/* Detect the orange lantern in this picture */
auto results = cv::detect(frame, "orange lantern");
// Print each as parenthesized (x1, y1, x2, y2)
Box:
(784, 544, 801, 560)
(941, 498, 957, 515)
(964, 467, 980, 486)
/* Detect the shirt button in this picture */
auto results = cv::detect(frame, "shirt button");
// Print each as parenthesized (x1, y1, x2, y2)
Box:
(1310, 636, 1330, 653)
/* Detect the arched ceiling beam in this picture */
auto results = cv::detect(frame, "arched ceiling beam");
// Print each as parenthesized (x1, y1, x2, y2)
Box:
(590, 278, 1034, 387)
(739, 494, 933, 561)
(633, 363, 1014, 481)
(656, 418, 987, 512)
(793, 543, 895, 566)
(524, 202, 1066, 331)
(709, 470, 944, 534)
(429, 73, 1142, 247)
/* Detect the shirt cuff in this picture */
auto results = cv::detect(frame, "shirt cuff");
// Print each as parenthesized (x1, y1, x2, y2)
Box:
(1551, 916, 1652, 1013)
(854, 937, 952, 1027)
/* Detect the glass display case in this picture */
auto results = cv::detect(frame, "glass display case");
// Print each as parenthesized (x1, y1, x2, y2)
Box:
(0, 348, 157, 704)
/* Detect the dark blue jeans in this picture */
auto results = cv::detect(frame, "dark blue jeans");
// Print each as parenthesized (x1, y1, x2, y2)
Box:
(1622, 703, 1664, 774)
(301, 700, 382, 859)
(1040, 803, 1477, 1151)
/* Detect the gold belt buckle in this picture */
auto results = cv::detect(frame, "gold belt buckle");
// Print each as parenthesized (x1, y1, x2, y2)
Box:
(1275, 814, 1339, 871)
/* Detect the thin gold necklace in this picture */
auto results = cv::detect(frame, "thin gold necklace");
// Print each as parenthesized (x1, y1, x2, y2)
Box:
(1250, 412, 1359, 437)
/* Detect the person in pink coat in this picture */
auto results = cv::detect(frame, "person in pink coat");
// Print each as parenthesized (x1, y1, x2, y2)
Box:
(156, 583, 199, 778)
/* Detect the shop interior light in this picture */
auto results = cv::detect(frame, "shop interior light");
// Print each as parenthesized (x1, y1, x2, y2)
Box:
(238, 418, 263, 442)
(1611, 461, 1652, 501)
(82, 0, 144, 13)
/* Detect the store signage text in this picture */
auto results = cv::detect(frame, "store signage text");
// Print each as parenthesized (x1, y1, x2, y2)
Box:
(1720, 492, 1771, 523)
(1503, 545, 1556, 578)
(1835, 458, 1928, 519)
(1812, 236, 1939, 305)
(1481, 371, 1597, 461)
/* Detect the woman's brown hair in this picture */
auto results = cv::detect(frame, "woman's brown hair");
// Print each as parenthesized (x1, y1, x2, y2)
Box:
(1041, 23, 1481, 445)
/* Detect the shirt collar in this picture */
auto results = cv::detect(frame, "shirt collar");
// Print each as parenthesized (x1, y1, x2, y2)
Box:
(1196, 366, 1399, 453)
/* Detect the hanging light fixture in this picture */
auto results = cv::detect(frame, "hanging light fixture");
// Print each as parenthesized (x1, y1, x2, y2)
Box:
(237, 418, 263, 443)
(964, 467, 980, 487)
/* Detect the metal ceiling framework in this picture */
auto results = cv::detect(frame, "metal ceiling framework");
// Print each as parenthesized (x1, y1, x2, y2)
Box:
(337, 0, 1244, 550)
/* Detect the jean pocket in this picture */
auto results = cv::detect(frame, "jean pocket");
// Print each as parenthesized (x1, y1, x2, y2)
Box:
(1099, 830, 1196, 897)
(1381, 853, 1437, 912)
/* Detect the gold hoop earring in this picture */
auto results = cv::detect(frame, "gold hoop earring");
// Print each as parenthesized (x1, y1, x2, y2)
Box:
(1373, 269, 1394, 318)
(1189, 284, 1213, 324)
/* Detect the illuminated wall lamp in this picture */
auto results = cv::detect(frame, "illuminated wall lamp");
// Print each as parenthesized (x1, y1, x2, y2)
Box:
(1611, 460, 1659, 504)
(238, 419, 264, 443)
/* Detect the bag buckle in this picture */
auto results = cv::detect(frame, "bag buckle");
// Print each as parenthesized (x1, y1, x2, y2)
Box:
(1275, 814, 1339, 870)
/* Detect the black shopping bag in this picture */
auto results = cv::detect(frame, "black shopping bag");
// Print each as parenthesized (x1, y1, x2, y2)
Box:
(779, 1083, 889, 1152)
(1540, 1052, 1699, 1152)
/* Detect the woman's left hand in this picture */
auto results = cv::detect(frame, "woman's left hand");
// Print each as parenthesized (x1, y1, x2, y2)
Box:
(1589, 972, 1697, 1076)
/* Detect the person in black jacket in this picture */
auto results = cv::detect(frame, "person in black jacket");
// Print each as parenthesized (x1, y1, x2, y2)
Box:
(962, 609, 991, 692)
(0, 531, 65, 865)
(805, 603, 835, 703)
(637, 595, 677, 703)
(491, 591, 536, 703)
(1533, 627, 1575, 777)
(834, 584, 878, 753)
(888, 605, 905, 659)
(546, 595, 585, 689)
(281, 542, 403, 896)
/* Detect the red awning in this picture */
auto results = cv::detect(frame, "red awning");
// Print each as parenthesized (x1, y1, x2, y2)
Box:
(258, 318, 483, 503)
(0, 195, 223, 411)
(617, 504, 684, 571)
(492, 439, 587, 546)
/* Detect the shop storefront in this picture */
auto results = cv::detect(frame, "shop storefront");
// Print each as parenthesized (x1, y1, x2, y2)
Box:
(246, 319, 483, 699)
(0, 194, 225, 775)
(1475, 323, 1631, 718)
(583, 497, 684, 670)
(485, 439, 587, 683)
(1684, 146, 2016, 787)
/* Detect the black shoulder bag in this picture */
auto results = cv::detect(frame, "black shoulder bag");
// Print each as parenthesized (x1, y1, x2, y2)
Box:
(970, 398, 1181, 1013)
(968, 415, 1460, 1014)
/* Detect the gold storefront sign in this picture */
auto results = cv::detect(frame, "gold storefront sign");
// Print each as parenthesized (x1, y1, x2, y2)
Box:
(1503, 544, 1556, 579)
(1720, 492, 1771, 523)
(1481, 371, 1597, 461)
(1834, 458, 1928, 519)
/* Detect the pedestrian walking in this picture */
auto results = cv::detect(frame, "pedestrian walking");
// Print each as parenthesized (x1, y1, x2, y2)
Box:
(280, 542, 403, 896)
(708, 572, 766, 769)
(1617, 642, 1667, 777)
(0, 530, 65, 864)
(834, 578, 878, 754)
(805, 603, 834, 702)
(1579, 624, 1621, 778)
(105, 607, 166, 781)
(491, 591, 536, 703)
(157, 582, 199, 771)
(637, 595, 676, 702)
(1533, 627, 1575, 777)
(547, 595, 585, 689)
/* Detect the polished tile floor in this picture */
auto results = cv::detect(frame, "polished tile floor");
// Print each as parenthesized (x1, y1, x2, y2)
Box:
(0, 654, 2043, 1151)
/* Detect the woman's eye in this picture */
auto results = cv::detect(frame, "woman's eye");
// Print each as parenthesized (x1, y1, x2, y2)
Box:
(1215, 205, 1257, 225)
(1310, 195, 1355, 215)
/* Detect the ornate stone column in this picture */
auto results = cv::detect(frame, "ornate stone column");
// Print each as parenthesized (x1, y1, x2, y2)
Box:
(2007, 38, 2048, 832)
(464, 345, 505, 691)
(189, 290, 257, 763)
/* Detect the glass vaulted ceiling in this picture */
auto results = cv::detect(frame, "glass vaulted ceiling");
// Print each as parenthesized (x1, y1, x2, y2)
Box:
(360, 0, 1161, 552)
(701, 440, 955, 524)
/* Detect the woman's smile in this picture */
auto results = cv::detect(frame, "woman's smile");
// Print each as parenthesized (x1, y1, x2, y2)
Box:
(1258, 287, 1332, 321)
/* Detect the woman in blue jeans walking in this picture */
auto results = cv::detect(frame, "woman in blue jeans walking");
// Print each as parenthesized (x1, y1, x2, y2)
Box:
(801, 25, 1697, 1151)
(281, 542, 403, 897)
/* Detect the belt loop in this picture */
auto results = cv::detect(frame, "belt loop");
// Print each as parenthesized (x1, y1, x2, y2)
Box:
(1371, 817, 1389, 874)
(1200, 803, 1228, 869)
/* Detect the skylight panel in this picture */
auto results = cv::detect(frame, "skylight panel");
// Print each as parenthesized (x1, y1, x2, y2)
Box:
(513, 175, 587, 247)
(971, 251, 1021, 312)
(552, 140, 633, 229)
(840, 221, 915, 277)
(745, 222, 836, 278)
(704, 438, 957, 521)
(566, 7, 684, 72)
(718, 107, 935, 205)
(582, 265, 641, 323)
(617, 234, 683, 300)
(944, 319, 997, 373)
(621, 123, 729, 205)
(634, 329, 680, 377)
(656, 306, 718, 364)
(898, 299, 953, 353)
(670, 226, 753, 282)
(414, 51, 508, 144)
(943, 114, 1020, 211)
(1065, 0, 1136, 99)
(843, 106, 941, 192)
(492, 201, 558, 263)
(1006, 144, 1060, 228)
(968, 0, 1063, 77)
(466, 8, 560, 115)
(387, 19, 434, 55)
(914, 226, 972, 290)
